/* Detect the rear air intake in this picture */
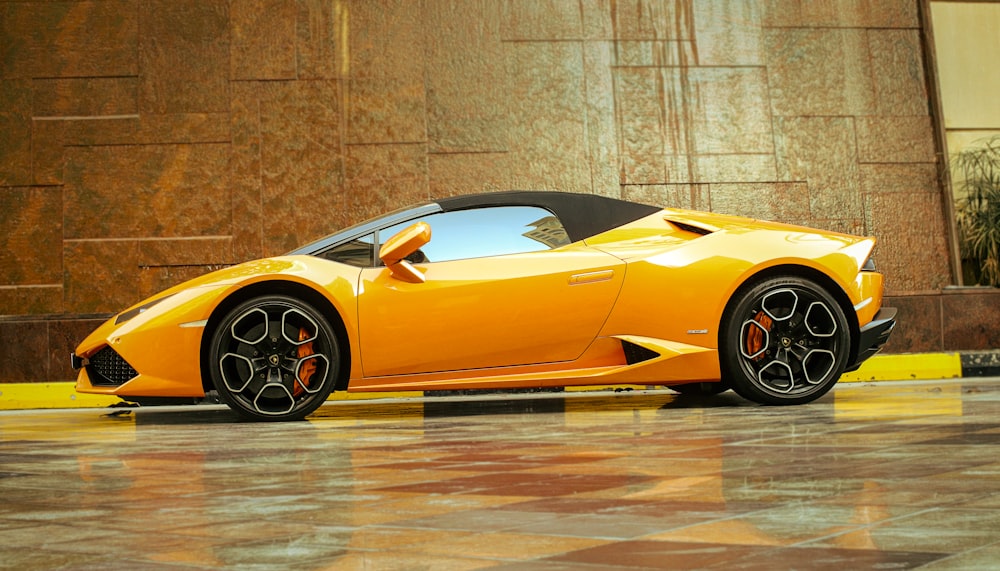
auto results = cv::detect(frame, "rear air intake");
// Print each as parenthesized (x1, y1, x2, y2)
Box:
(667, 220, 714, 236)
(86, 346, 138, 386)
(622, 340, 660, 365)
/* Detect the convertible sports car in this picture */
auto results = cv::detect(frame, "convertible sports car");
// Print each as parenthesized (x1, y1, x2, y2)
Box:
(72, 191, 895, 421)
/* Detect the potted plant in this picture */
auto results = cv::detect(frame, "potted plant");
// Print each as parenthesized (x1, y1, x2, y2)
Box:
(953, 135, 1000, 286)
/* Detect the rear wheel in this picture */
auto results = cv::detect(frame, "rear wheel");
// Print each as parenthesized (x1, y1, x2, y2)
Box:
(209, 294, 340, 421)
(721, 276, 850, 405)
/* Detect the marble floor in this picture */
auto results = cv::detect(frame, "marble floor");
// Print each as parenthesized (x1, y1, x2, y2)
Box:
(2, 378, 1000, 570)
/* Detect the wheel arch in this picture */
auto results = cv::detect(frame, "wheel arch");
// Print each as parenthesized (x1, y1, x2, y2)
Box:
(199, 280, 352, 394)
(719, 264, 861, 366)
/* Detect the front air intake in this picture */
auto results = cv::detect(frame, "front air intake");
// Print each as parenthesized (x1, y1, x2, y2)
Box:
(87, 346, 138, 386)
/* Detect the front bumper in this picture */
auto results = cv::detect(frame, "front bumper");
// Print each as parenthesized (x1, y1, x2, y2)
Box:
(844, 307, 897, 372)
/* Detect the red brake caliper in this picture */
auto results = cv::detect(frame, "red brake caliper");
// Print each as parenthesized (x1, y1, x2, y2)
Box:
(294, 327, 317, 397)
(745, 312, 773, 361)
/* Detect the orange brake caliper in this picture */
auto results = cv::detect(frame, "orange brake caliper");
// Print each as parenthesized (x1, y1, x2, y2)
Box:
(293, 327, 317, 397)
(745, 312, 773, 361)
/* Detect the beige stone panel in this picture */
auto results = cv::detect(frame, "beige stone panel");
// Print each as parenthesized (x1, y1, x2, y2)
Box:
(774, 116, 861, 218)
(0, 0, 138, 79)
(860, 163, 939, 196)
(0, 187, 62, 286)
(688, 67, 772, 155)
(230, 0, 297, 80)
(708, 182, 810, 221)
(931, 2, 1000, 130)
(765, 0, 917, 28)
(348, 0, 425, 83)
(505, 42, 592, 193)
(615, 66, 689, 178)
(500, 0, 583, 40)
(139, 0, 229, 114)
(428, 153, 512, 199)
(693, 0, 763, 66)
(425, 0, 508, 153)
(138, 237, 234, 268)
(63, 240, 141, 313)
(347, 77, 427, 144)
(32, 78, 139, 118)
(856, 116, 935, 164)
(622, 184, 709, 210)
(621, 154, 667, 185)
(0, 286, 64, 316)
(295, 0, 342, 79)
(866, 192, 952, 294)
(608, 0, 694, 41)
(869, 29, 928, 117)
(344, 143, 429, 225)
(693, 154, 776, 183)
(0, 321, 49, 382)
(0, 79, 32, 186)
(765, 28, 875, 117)
(30, 119, 68, 186)
(230, 83, 265, 262)
(63, 144, 232, 240)
(613, 41, 696, 67)
(31, 113, 230, 187)
(259, 80, 345, 256)
(583, 42, 621, 196)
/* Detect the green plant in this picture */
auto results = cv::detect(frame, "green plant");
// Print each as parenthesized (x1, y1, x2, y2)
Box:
(953, 135, 1000, 286)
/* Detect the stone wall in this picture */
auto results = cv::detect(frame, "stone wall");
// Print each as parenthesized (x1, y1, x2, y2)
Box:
(0, 1, 969, 383)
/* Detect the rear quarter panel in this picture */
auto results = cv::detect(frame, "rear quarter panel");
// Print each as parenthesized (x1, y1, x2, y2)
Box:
(591, 213, 876, 350)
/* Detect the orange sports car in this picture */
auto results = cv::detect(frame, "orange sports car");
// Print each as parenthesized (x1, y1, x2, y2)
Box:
(72, 191, 895, 421)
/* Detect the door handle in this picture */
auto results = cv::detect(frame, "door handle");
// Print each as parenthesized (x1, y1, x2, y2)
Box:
(569, 270, 614, 285)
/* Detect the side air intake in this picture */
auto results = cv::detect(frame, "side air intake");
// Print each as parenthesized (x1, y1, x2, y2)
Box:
(621, 340, 660, 365)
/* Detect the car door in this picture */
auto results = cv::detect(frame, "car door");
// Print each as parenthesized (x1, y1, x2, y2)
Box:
(357, 206, 626, 378)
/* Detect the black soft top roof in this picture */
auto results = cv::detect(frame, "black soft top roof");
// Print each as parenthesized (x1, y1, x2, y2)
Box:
(289, 191, 661, 256)
(436, 191, 660, 242)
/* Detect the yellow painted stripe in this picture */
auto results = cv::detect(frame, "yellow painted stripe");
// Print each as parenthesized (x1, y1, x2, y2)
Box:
(0, 383, 120, 410)
(839, 352, 962, 383)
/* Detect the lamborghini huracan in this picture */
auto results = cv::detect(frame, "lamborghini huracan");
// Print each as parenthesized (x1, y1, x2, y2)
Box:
(72, 191, 896, 421)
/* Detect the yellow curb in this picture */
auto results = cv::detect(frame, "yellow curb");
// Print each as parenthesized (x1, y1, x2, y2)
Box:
(0, 383, 120, 410)
(0, 353, 968, 411)
(838, 352, 962, 383)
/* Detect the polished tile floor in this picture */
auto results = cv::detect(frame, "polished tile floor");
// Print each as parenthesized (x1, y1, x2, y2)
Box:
(2, 379, 1000, 570)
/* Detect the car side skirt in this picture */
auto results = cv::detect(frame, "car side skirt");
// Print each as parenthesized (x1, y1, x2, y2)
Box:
(346, 335, 721, 392)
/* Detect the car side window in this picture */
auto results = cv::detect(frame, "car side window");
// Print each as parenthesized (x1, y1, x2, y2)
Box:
(379, 206, 570, 264)
(317, 233, 375, 267)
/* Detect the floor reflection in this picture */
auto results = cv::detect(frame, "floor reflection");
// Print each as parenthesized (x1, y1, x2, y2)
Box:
(1, 379, 999, 569)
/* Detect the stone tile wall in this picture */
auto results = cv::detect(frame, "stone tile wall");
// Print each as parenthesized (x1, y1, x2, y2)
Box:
(0, 1, 972, 382)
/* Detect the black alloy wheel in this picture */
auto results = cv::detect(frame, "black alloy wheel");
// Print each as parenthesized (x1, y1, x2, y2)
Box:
(721, 276, 850, 405)
(209, 294, 340, 421)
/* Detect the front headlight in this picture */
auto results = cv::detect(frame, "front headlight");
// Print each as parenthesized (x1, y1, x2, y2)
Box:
(114, 294, 175, 325)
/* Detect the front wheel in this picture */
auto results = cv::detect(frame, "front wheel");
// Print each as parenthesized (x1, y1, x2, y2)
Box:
(208, 294, 341, 421)
(721, 276, 850, 405)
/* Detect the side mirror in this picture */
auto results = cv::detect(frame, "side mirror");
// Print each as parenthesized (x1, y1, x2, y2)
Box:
(379, 222, 431, 283)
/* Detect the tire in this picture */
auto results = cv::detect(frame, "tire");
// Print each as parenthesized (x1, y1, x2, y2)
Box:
(720, 276, 850, 405)
(208, 294, 341, 421)
(670, 382, 730, 396)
